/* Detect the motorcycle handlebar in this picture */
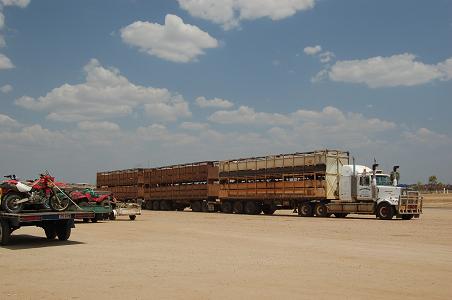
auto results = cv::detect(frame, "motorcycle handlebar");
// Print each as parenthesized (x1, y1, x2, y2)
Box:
(4, 174, 16, 180)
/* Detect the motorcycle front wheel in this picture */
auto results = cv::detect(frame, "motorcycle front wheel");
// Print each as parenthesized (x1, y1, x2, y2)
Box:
(49, 194, 70, 211)
(2, 194, 24, 213)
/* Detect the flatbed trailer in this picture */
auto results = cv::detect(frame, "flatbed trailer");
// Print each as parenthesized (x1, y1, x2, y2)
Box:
(110, 202, 141, 220)
(0, 210, 95, 246)
(71, 202, 113, 223)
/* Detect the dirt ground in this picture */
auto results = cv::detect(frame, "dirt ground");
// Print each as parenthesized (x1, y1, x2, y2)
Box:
(1, 199, 451, 299)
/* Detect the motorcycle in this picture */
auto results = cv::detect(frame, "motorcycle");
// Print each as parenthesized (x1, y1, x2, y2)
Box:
(0, 171, 71, 213)
(69, 188, 112, 207)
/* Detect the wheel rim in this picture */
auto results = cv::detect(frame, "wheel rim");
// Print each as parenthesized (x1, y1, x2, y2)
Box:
(302, 205, 309, 215)
(380, 206, 388, 218)
(8, 197, 20, 210)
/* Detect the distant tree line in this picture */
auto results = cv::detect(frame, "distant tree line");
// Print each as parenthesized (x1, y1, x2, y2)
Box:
(411, 175, 451, 192)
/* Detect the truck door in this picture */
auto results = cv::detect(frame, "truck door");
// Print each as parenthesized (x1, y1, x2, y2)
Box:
(357, 176, 372, 200)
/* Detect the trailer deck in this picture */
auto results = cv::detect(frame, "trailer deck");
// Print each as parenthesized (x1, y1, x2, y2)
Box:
(0, 210, 95, 246)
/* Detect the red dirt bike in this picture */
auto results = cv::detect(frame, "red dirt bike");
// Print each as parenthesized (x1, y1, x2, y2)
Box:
(0, 172, 71, 213)
(69, 189, 113, 206)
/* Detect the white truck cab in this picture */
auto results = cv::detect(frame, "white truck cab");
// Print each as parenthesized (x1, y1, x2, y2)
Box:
(335, 164, 422, 220)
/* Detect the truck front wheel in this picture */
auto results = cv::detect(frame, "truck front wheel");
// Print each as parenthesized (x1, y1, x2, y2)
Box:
(377, 203, 394, 220)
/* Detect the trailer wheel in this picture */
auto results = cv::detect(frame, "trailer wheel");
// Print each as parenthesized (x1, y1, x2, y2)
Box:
(0, 220, 11, 246)
(221, 201, 233, 214)
(202, 201, 210, 212)
(262, 204, 276, 215)
(109, 212, 116, 220)
(152, 201, 160, 211)
(244, 201, 259, 215)
(191, 201, 202, 212)
(43, 225, 57, 240)
(145, 201, 153, 210)
(333, 213, 348, 218)
(129, 215, 136, 221)
(233, 201, 244, 214)
(160, 201, 172, 211)
(314, 203, 329, 217)
(377, 203, 394, 220)
(298, 202, 313, 217)
(56, 221, 71, 241)
(401, 214, 414, 220)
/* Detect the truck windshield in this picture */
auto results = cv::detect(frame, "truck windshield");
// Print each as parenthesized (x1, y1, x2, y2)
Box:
(376, 175, 392, 186)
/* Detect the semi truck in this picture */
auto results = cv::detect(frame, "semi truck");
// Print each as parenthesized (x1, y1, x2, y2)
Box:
(97, 150, 422, 220)
(216, 150, 422, 220)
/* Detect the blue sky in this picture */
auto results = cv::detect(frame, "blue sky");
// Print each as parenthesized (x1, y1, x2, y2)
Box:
(0, 0, 451, 184)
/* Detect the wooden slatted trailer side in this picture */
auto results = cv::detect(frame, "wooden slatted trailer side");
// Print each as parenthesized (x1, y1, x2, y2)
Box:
(217, 150, 350, 215)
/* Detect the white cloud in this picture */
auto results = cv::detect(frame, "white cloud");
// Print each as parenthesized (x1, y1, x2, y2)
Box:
(0, 12, 4, 29)
(328, 53, 452, 88)
(0, 53, 14, 69)
(304, 45, 322, 55)
(209, 105, 292, 126)
(0, 83, 12, 93)
(136, 124, 197, 145)
(120, 14, 218, 63)
(180, 121, 209, 131)
(178, 0, 316, 30)
(208, 105, 396, 148)
(0, 113, 19, 127)
(0, 0, 30, 50)
(195, 96, 234, 109)
(402, 128, 451, 145)
(319, 51, 335, 63)
(438, 58, 452, 81)
(15, 59, 191, 122)
(78, 121, 120, 132)
(0, 0, 30, 7)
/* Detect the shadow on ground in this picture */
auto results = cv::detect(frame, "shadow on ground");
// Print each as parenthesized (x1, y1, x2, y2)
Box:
(3, 234, 85, 250)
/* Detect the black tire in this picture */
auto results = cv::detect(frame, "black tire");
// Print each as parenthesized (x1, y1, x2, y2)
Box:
(202, 201, 210, 212)
(109, 212, 116, 220)
(262, 204, 276, 215)
(91, 215, 99, 223)
(43, 225, 57, 240)
(82, 218, 90, 223)
(49, 194, 70, 212)
(160, 200, 172, 211)
(233, 201, 244, 214)
(191, 201, 202, 212)
(2, 194, 24, 213)
(244, 201, 258, 215)
(129, 215, 136, 221)
(221, 201, 233, 214)
(333, 213, 348, 218)
(376, 203, 394, 220)
(401, 214, 414, 220)
(56, 221, 71, 241)
(254, 203, 263, 215)
(0, 220, 11, 246)
(314, 203, 329, 217)
(298, 202, 313, 217)
(145, 201, 153, 210)
(152, 201, 160, 211)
